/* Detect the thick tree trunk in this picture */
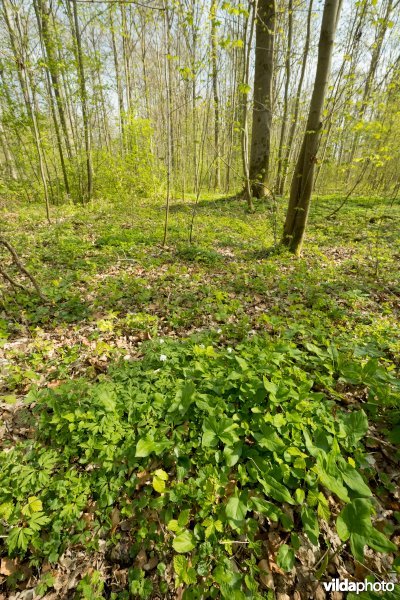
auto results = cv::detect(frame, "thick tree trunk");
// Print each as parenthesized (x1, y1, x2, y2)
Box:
(282, 0, 342, 255)
(248, 0, 275, 199)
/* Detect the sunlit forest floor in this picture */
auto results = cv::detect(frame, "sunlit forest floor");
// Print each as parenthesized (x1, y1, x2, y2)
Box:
(1, 194, 399, 599)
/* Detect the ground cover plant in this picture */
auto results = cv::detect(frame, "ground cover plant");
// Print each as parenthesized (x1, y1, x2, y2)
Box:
(0, 193, 399, 598)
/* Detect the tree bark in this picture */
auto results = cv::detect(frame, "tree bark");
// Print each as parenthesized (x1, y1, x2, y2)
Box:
(210, 0, 220, 190)
(70, 0, 93, 201)
(248, 0, 275, 198)
(275, 0, 292, 195)
(279, 0, 313, 197)
(282, 0, 342, 254)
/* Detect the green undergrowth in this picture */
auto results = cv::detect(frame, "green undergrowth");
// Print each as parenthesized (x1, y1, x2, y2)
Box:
(1, 335, 399, 598)
(1, 193, 400, 597)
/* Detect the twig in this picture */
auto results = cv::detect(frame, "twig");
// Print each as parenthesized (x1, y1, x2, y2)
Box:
(0, 237, 47, 301)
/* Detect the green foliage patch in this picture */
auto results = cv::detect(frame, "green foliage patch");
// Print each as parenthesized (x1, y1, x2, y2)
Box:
(1, 335, 399, 597)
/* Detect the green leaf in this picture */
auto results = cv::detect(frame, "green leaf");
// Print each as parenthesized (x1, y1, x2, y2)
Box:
(335, 498, 396, 562)
(250, 497, 281, 521)
(136, 437, 158, 457)
(21, 496, 42, 516)
(340, 410, 368, 446)
(295, 489, 305, 504)
(223, 442, 242, 467)
(8, 527, 31, 553)
(173, 530, 195, 553)
(135, 436, 169, 457)
(337, 459, 371, 498)
(301, 506, 320, 546)
(167, 519, 179, 532)
(154, 469, 168, 481)
(367, 527, 397, 555)
(254, 425, 285, 453)
(152, 475, 166, 493)
(178, 509, 190, 528)
(314, 456, 350, 502)
(226, 490, 248, 527)
(276, 544, 295, 572)
(258, 475, 295, 505)
(168, 381, 195, 417)
(173, 555, 196, 585)
(202, 417, 239, 448)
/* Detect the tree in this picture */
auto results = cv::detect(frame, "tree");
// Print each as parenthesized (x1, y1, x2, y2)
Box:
(248, 0, 275, 198)
(282, 0, 342, 254)
(69, 0, 93, 202)
(210, 0, 220, 190)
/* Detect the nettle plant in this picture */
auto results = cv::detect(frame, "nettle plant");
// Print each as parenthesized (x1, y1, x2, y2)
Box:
(0, 335, 398, 597)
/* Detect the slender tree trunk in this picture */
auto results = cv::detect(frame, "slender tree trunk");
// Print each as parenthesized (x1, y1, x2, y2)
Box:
(0, 121, 17, 180)
(2, 0, 51, 222)
(35, 0, 72, 160)
(162, 1, 172, 246)
(33, 0, 70, 196)
(210, 0, 220, 189)
(248, 0, 275, 199)
(279, 0, 313, 196)
(347, 0, 394, 170)
(71, 0, 93, 201)
(282, 0, 342, 254)
(275, 0, 292, 195)
(109, 7, 125, 153)
(241, 1, 257, 210)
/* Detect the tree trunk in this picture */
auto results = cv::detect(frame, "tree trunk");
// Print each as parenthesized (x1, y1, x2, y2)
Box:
(275, 0, 292, 195)
(282, 0, 342, 255)
(210, 0, 220, 190)
(248, 0, 275, 198)
(279, 0, 313, 197)
(70, 0, 93, 201)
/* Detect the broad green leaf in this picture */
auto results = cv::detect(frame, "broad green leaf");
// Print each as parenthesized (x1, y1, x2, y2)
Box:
(301, 506, 320, 546)
(340, 410, 368, 446)
(337, 459, 371, 498)
(178, 509, 190, 528)
(173, 555, 196, 585)
(7, 527, 30, 553)
(367, 526, 397, 555)
(168, 381, 195, 417)
(154, 469, 168, 481)
(250, 497, 281, 521)
(223, 442, 242, 467)
(295, 489, 305, 504)
(258, 475, 295, 505)
(276, 544, 295, 572)
(226, 490, 248, 527)
(21, 496, 42, 516)
(167, 519, 179, 532)
(254, 425, 285, 453)
(335, 498, 395, 562)
(152, 475, 166, 493)
(173, 530, 195, 553)
(314, 456, 349, 503)
(135, 437, 158, 457)
(135, 437, 169, 457)
(336, 498, 372, 541)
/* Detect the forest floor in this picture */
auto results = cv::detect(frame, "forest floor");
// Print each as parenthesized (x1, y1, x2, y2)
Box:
(0, 193, 400, 599)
